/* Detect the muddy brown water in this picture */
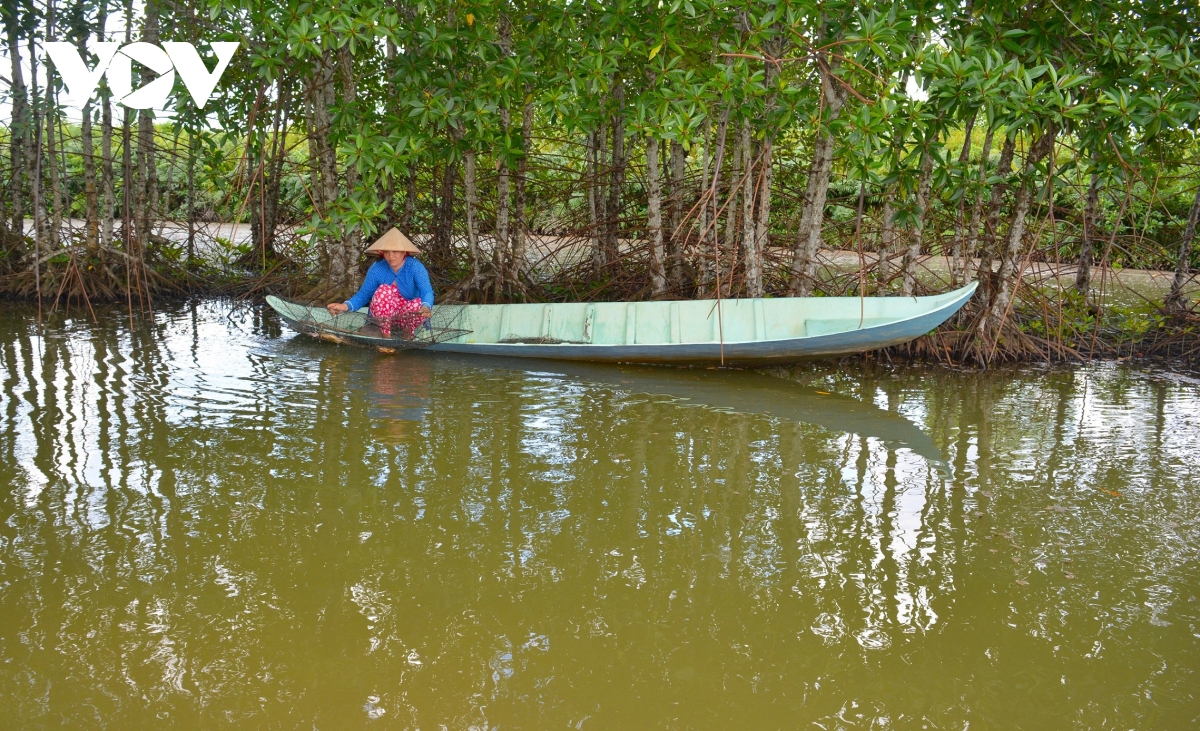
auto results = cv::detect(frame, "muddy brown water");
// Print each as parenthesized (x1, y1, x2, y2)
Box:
(1, 302, 1198, 729)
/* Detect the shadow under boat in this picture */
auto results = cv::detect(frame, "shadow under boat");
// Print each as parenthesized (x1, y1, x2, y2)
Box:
(440, 354, 947, 469)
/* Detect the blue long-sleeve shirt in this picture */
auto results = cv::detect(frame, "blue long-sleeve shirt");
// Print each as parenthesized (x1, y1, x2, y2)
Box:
(344, 256, 435, 311)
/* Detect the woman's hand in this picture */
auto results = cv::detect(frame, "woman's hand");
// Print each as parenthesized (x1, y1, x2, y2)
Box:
(327, 302, 349, 314)
(419, 306, 432, 318)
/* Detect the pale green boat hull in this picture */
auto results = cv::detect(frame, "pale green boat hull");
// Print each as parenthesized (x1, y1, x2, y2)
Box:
(268, 283, 976, 365)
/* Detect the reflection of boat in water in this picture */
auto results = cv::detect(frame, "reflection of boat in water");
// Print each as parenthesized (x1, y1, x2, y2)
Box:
(455, 356, 946, 467)
(359, 354, 432, 443)
(267, 284, 976, 365)
(275, 329, 943, 464)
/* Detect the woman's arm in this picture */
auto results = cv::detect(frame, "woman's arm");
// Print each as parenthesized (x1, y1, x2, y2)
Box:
(342, 263, 383, 311)
(413, 261, 435, 309)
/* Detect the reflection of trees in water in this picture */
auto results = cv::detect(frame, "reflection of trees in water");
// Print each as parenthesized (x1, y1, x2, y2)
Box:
(0, 305, 1198, 725)
(410, 387, 952, 668)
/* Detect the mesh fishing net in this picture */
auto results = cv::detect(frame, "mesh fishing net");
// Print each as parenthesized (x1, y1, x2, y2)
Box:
(267, 296, 471, 350)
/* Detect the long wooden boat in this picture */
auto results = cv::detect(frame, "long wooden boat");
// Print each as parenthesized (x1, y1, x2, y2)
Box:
(266, 282, 976, 365)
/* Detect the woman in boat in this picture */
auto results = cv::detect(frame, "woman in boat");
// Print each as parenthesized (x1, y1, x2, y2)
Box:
(326, 228, 434, 337)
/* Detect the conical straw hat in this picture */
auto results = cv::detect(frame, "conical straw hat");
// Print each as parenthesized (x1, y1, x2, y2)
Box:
(365, 227, 421, 254)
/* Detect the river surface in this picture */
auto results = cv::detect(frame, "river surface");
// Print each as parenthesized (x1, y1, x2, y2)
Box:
(1, 301, 1198, 729)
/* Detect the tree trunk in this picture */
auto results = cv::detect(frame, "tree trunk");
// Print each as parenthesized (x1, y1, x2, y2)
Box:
(494, 14, 512, 284)
(135, 115, 156, 251)
(722, 122, 740, 296)
(495, 107, 511, 276)
(949, 110, 977, 286)
(1074, 171, 1100, 294)
(788, 65, 849, 296)
(984, 181, 1034, 332)
(29, 33, 46, 258)
(646, 135, 665, 296)
(136, 0, 160, 250)
(740, 121, 759, 297)
(978, 134, 1016, 303)
(383, 38, 398, 226)
(436, 157, 458, 258)
(45, 70, 62, 250)
(511, 93, 532, 284)
(5, 21, 27, 236)
(985, 126, 1057, 329)
(901, 148, 934, 296)
(464, 149, 482, 288)
(165, 125, 181, 248)
(267, 93, 289, 254)
(81, 97, 99, 248)
(604, 82, 626, 266)
(955, 124, 992, 286)
(401, 167, 417, 231)
(116, 0, 133, 256)
(121, 103, 133, 253)
(667, 140, 686, 287)
(1166, 186, 1200, 313)
(251, 86, 287, 266)
(877, 192, 898, 283)
(304, 99, 320, 270)
(708, 107, 730, 296)
(100, 69, 115, 251)
(75, 31, 99, 249)
(588, 125, 606, 267)
(748, 18, 784, 297)
(337, 45, 362, 270)
(753, 135, 772, 298)
(45, 48, 62, 251)
(186, 132, 196, 266)
(697, 121, 711, 286)
(586, 128, 597, 253)
(309, 50, 345, 289)
(93, 0, 112, 252)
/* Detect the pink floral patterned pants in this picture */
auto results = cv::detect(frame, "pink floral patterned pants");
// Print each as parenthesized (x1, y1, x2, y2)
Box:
(369, 283, 425, 337)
